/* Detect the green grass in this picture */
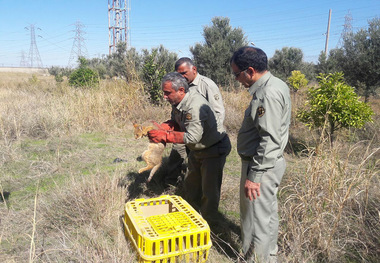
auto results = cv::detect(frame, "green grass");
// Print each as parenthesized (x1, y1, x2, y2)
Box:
(0, 132, 134, 209)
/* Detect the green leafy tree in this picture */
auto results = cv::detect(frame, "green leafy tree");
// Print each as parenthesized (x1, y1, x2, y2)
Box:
(141, 48, 173, 104)
(107, 42, 131, 80)
(146, 45, 178, 75)
(68, 57, 99, 88)
(190, 17, 248, 87)
(125, 47, 143, 80)
(315, 49, 344, 75)
(268, 47, 304, 81)
(48, 66, 72, 82)
(299, 61, 316, 81)
(297, 72, 374, 146)
(326, 18, 380, 101)
(83, 44, 142, 81)
(85, 56, 108, 79)
(287, 70, 308, 92)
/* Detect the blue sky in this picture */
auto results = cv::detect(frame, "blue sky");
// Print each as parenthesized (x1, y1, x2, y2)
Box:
(0, 0, 379, 68)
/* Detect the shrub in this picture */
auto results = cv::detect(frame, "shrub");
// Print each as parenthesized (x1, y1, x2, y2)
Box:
(287, 70, 308, 92)
(142, 50, 166, 104)
(69, 67, 99, 88)
(297, 72, 374, 145)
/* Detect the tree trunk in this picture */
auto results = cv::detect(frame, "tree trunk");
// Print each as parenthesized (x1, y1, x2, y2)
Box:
(329, 121, 335, 147)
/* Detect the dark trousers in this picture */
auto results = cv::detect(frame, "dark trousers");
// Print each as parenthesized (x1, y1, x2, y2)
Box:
(184, 135, 231, 223)
(165, 143, 189, 185)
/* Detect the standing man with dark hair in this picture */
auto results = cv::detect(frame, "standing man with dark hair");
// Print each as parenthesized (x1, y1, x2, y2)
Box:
(230, 46, 291, 262)
(148, 72, 231, 225)
(175, 57, 225, 123)
(163, 57, 226, 186)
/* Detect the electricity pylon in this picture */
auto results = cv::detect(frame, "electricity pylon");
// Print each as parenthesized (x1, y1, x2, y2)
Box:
(20, 51, 28, 67)
(338, 11, 353, 47)
(25, 24, 43, 68)
(108, 0, 130, 55)
(68, 20, 88, 68)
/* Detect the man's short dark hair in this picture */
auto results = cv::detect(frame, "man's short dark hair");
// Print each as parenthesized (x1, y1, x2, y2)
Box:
(230, 46, 268, 73)
(175, 57, 195, 71)
(162, 72, 189, 92)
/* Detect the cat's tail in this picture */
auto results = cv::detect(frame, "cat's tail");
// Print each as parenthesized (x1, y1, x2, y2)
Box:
(147, 163, 162, 182)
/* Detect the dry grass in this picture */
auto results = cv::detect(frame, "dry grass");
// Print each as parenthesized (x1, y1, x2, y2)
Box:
(0, 72, 171, 142)
(279, 140, 379, 262)
(0, 72, 379, 262)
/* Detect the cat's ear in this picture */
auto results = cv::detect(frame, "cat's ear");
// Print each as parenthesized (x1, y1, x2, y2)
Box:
(133, 123, 139, 128)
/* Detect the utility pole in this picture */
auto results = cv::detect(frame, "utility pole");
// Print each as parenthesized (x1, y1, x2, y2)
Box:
(25, 24, 43, 68)
(324, 9, 332, 55)
(108, 0, 130, 55)
(68, 20, 88, 68)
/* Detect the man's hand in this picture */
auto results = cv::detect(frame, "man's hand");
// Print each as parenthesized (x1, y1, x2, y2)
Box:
(151, 120, 179, 131)
(148, 129, 184, 144)
(148, 129, 167, 143)
(244, 179, 260, 201)
(152, 121, 171, 131)
(166, 131, 184, 144)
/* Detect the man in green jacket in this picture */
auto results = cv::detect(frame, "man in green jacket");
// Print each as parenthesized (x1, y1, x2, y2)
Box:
(148, 72, 231, 225)
(163, 58, 226, 186)
(230, 46, 291, 263)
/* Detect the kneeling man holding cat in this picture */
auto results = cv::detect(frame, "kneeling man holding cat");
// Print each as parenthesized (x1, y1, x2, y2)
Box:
(148, 72, 231, 226)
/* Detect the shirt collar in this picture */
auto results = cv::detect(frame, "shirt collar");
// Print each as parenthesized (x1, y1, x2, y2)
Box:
(189, 73, 201, 86)
(248, 71, 272, 96)
(175, 90, 191, 111)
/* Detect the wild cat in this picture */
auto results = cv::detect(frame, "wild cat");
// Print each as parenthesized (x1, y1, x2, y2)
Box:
(133, 123, 165, 182)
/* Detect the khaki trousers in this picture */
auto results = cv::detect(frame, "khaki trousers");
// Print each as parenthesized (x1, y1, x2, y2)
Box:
(240, 157, 286, 262)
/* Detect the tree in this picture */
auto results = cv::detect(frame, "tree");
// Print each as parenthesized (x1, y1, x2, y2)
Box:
(107, 42, 131, 80)
(141, 45, 177, 76)
(190, 17, 248, 87)
(141, 46, 177, 104)
(86, 56, 108, 79)
(48, 66, 72, 82)
(326, 18, 380, 101)
(297, 72, 374, 146)
(315, 49, 344, 75)
(268, 47, 304, 81)
(288, 70, 308, 92)
(68, 57, 99, 88)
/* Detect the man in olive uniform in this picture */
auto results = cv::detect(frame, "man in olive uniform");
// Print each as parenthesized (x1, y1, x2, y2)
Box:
(175, 57, 225, 123)
(163, 58, 226, 186)
(148, 72, 231, 224)
(230, 46, 291, 262)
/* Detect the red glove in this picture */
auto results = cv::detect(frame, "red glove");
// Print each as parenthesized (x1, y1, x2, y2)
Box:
(151, 120, 179, 131)
(148, 130, 184, 144)
(148, 129, 167, 143)
(166, 131, 184, 144)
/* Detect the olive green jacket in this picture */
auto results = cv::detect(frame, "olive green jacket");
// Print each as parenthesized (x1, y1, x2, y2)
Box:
(237, 72, 291, 183)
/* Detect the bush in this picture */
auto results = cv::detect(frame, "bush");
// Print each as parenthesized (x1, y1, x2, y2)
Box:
(69, 67, 99, 88)
(297, 72, 374, 145)
(287, 70, 308, 92)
